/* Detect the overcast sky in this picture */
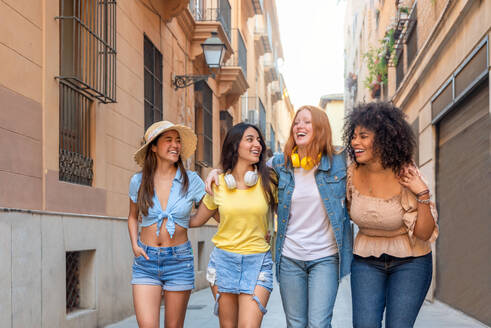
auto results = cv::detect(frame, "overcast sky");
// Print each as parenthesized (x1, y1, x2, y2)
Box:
(276, 0, 346, 109)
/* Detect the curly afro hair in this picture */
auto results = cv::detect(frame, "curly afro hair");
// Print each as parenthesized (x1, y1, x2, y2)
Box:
(343, 102, 416, 173)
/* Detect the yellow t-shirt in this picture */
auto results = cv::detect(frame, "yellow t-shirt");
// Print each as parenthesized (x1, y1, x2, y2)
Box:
(203, 174, 273, 254)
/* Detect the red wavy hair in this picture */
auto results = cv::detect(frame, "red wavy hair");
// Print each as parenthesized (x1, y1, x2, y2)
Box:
(283, 105, 335, 166)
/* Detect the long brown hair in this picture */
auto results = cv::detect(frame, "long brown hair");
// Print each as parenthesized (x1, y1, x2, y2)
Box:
(220, 123, 276, 211)
(137, 135, 189, 216)
(283, 105, 335, 166)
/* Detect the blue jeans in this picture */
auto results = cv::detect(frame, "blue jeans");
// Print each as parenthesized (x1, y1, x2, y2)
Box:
(351, 253, 433, 328)
(279, 254, 339, 328)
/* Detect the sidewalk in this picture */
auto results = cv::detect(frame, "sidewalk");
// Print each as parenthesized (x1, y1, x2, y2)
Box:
(107, 278, 488, 328)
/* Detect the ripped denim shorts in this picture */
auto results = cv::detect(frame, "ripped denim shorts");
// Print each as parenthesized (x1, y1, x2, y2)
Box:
(207, 247, 273, 315)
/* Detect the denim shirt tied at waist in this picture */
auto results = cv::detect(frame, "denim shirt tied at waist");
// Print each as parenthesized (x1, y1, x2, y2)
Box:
(272, 151, 353, 282)
(129, 168, 205, 237)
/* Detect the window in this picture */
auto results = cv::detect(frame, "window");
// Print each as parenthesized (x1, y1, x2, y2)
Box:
(59, 82, 93, 186)
(396, 50, 404, 90)
(259, 98, 266, 136)
(238, 30, 247, 77)
(219, 0, 231, 40)
(66, 251, 81, 312)
(57, 0, 115, 185)
(405, 4, 417, 69)
(195, 81, 213, 167)
(57, 0, 116, 103)
(270, 125, 276, 152)
(144, 35, 163, 130)
(66, 250, 95, 313)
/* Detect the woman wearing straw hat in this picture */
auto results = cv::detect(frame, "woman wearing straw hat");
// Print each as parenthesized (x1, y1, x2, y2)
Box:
(128, 121, 206, 328)
(189, 123, 277, 328)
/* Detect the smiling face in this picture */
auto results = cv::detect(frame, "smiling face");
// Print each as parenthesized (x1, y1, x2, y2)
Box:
(237, 127, 262, 165)
(151, 130, 181, 164)
(292, 109, 313, 149)
(351, 125, 377, 164)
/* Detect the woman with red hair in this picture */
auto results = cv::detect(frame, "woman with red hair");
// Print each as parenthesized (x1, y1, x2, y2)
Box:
(270, 105, 352, 328)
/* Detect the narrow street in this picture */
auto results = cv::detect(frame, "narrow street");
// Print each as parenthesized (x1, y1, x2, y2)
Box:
(107, 278, 488, 328)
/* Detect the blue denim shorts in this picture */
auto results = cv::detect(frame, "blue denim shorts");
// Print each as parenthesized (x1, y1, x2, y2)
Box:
(207, 247, 273, 315)
(131, 240, 194, 291)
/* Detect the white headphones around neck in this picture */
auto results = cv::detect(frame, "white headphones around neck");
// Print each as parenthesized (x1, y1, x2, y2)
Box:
(224, 167, 259, 190)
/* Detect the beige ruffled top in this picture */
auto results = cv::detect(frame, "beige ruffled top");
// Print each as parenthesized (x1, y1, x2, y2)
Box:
(347, 165, 439, 258)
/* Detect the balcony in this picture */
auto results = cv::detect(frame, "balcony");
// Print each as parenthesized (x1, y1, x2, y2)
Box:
(254, 15, 271, 56)
(215, 64, 249, 109)
(152, 0, 189, 21)
(223, 29, 247, 77)
(181, 5, 233, 64)
(263, 54, 278, 84)
(271, 80, 282, 103)
(189, 0, 231, 40)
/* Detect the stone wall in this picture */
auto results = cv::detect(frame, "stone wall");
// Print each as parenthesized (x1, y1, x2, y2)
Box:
(0, 208, 217, 327)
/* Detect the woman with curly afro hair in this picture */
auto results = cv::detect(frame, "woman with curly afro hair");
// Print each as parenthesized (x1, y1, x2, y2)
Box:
(343, 102, 439, 328)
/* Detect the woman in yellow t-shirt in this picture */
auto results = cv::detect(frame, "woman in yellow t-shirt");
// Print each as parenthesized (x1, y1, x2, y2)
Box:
(190, 123, 277, 327)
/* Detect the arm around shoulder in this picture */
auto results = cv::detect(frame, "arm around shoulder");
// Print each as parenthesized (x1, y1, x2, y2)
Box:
(189, 200, 217, 228)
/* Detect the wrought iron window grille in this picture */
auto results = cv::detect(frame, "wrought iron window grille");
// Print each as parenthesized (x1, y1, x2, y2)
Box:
(56, 0, 117, 103)
(66, 251, 81, 313)
(59, 81, 94, 186)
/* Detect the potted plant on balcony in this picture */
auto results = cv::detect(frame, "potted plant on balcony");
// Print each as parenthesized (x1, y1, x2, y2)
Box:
(398, 5, 410, 20)
(364, 48, 385, 99)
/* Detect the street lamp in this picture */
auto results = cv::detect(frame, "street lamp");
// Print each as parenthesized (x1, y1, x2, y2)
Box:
(173, 32, 226, 89)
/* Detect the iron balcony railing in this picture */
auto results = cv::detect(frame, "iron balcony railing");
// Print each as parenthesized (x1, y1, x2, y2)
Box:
(224, 29, 247, 77)
(237, 30, 247, 77)
(189, 0, 231, 41)
(56, 0, 117, 103)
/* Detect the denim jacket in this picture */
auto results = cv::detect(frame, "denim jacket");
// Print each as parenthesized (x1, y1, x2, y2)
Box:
(272, 151, 353, 281)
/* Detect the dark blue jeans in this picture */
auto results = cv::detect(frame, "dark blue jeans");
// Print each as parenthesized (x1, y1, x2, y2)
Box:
(351, 253, 432, 328)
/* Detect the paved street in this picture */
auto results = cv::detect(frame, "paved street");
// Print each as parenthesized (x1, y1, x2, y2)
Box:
(107, 278, 488, 328)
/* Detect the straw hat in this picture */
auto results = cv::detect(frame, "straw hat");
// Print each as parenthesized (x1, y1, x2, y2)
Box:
(134, 121, 197, 167)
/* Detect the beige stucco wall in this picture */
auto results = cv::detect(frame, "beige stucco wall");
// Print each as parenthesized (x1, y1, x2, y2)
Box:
(0, 0, 241, 217)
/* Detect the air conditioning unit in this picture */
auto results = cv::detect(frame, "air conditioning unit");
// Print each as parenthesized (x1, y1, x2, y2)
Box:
(247, 110, 258, 125)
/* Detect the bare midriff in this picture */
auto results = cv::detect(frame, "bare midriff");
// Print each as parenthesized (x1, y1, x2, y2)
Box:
(140, 219, 188, 247)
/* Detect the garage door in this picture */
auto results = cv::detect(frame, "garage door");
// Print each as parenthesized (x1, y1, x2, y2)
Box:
(435, 79, 490, 325)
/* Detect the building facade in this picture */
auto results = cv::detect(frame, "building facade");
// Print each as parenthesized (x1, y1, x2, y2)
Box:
(344, 0, 490, 325)
(0, 0, 290, 326)
(319, 93, 344, 147)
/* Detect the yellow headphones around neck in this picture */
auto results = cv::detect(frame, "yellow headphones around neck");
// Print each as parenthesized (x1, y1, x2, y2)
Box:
(290, 146, 321, 171)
